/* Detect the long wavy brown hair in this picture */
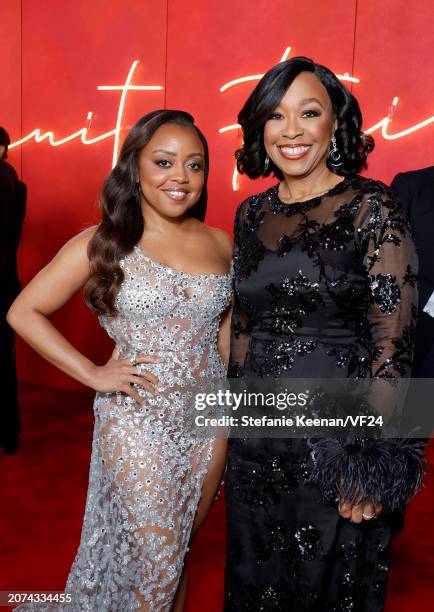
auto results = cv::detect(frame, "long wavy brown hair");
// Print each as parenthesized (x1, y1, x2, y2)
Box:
(84, 110, 209, 316)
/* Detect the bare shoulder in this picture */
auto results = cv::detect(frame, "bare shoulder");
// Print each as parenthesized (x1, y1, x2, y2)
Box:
(53, 225, 98, 270)
(204, 225, 233, 260)
(69, 225, 97, 247)
(59, 225, 97, 254)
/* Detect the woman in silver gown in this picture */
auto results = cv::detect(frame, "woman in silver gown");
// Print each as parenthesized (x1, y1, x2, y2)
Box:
(8, 110, 233, 611)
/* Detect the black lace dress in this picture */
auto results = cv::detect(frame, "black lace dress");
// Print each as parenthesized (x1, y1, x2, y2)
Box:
(224, 175, 425, 611)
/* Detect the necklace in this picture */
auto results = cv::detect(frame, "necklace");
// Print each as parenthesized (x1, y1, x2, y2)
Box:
(278, 176, 345, 204)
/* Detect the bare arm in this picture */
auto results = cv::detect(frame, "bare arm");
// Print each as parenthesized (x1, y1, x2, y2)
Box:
(8, 229, 96, 385)
(7, 229, 157, 399)
(217, 300, 233, 368)
(213, 227, 234, 369)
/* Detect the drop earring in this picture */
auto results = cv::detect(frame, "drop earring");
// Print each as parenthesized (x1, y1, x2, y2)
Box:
(264, 155, 270, 173)
(328, 136, 342, 167)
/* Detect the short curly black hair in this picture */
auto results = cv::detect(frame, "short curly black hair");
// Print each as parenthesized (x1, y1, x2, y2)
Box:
(236, 56, 374, 179)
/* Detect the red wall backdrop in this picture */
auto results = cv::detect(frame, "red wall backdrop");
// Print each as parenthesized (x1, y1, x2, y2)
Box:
(1, 0, 433, 391)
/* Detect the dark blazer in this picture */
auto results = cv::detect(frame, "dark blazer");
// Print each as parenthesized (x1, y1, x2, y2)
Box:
(0, 159, 26, 312)
(391, 166, 434, 367)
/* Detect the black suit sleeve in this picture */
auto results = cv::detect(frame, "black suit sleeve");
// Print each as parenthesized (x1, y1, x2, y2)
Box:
(391, 172, 413, 222)
(0, 165, 17, 275)
(9, 181, 27, 253)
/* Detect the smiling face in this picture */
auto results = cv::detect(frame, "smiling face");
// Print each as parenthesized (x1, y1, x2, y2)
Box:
(263, 71, 337, 179)
(137, 123, 205, 218)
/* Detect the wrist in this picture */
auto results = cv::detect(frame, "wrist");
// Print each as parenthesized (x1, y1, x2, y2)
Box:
(80, 361, 99, 389)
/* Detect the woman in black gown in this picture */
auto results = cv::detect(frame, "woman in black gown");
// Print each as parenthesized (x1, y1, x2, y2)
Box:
(224, 57, 426, 611)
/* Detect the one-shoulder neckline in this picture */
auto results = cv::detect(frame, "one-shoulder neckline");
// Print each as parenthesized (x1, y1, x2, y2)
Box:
(133, 245, 233, 279)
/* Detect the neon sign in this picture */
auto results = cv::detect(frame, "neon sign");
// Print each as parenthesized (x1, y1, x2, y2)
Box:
(9, 52, 433, 191)
(97, 60, 163, 167)
(219, 47, 360, 93)
(9, 60, 163, 168)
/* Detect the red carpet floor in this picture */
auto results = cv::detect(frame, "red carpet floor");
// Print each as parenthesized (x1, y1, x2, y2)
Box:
(1, 383, 433, 611)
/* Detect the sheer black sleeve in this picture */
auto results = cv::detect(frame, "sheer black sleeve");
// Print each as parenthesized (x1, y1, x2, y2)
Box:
(228, 199, 252, 378)
(309, 183, 427, 511)
(361, 183, 418, 378)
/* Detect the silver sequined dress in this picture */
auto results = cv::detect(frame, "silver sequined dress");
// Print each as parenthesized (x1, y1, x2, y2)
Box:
(16, 245, 233, 612)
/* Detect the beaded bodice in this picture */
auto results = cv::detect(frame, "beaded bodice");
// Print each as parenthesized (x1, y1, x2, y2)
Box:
(99, 245, 233, 386)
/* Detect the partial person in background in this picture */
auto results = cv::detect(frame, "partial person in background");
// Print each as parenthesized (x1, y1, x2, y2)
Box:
(391, 167, 434, 377)
(392, 167, 434, 437)
(0, 126, 26, 454)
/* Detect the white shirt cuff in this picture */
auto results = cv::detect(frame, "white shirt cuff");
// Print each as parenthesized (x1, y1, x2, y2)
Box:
(423, 290, 434, 318)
